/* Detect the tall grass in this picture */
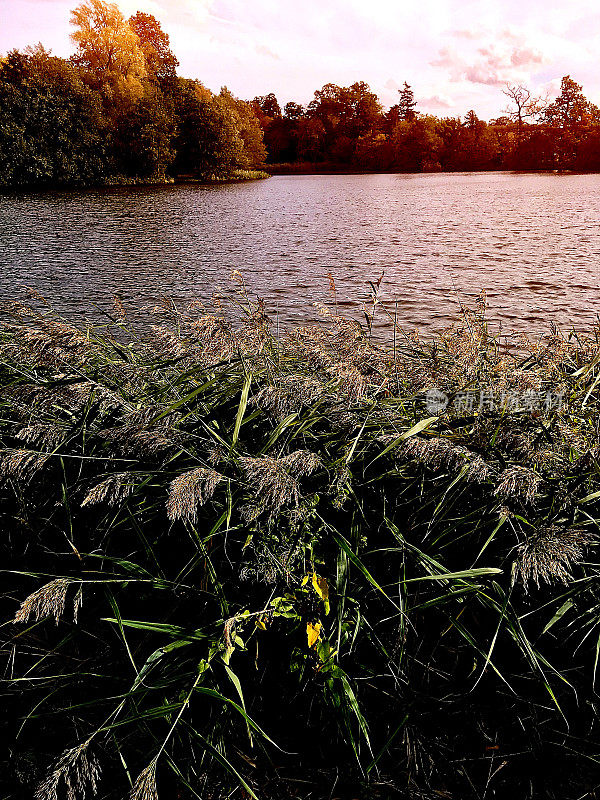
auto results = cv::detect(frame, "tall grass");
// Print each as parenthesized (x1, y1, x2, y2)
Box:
(1, 283, 600, 799)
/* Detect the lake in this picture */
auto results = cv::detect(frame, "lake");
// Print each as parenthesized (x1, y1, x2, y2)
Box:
(1, 171, 599, 336)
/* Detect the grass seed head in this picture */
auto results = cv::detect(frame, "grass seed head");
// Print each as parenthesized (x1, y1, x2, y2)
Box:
(514, 526, 596, 589)
(167, 467, 223, 523)
(35, 740, 101, 800)
(130, 760, 158, 800)
(495, 466, 543, 505)
(82, 472, 137, 507)
(0, 448, 49, 482)
(14, 578, 78, 625)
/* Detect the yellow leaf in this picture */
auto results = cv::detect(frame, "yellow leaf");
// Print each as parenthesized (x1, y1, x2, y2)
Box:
(307, 621, 321, 648)
(255, 616, 267, 631)
(301, 574, 310, 587)
(311, 572, 329, 602)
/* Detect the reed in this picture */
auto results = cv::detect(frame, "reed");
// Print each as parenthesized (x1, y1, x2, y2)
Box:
(1, 285, 600, 799)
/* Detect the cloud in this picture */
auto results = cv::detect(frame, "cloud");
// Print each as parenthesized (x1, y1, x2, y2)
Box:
(419, 93, 454, 109)
(451, 29, 479, 40)
(510, 47, 543, 67)
(431, 29, 547, 88)
(255, 43, 280, 59)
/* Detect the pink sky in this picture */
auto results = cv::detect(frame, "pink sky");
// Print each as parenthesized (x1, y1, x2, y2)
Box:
(1, 0, 599, 118)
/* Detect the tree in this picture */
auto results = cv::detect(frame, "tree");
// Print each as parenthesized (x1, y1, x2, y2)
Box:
(388, 116, 442, 171)
(502, 84, 541, 139)
(112, 85, 176, 178)
(253, 93, 281, 118)
(284, 101, 304, 121)
(544, 76, 599, 168)
(544, 76, 595, 130)
(307, 82, 381, 160)
(308, 82, 380, 138)
(220, 87, 267, 167)
(128, 12, 178, 84)
(70, 0, 146, 102)
(171, 80, 245, 178)
(0, 47, 110, 186)
(296, 116, 326, 161)
(397, 82, 417, 121)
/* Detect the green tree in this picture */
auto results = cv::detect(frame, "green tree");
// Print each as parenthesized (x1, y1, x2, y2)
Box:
(388, 116, 442, 171)
(307, 82, 381, 160)
(112, 85, 176, 178)
(0, 47, 109, 186)
(171, 80, 245, 178)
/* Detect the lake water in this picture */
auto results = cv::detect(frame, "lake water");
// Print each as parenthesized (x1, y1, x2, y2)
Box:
(1, 171, 599, 336)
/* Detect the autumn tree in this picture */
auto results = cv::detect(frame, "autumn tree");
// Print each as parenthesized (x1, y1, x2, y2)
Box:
(253, 93, 281, 118)
(296, 116, 326, 161)
(284, 102, 304, 121)
(70, 0, 146, 102)
(544, 76, 599, 168)
(128, 11, 178, 84)
(544, 76, 594, 130)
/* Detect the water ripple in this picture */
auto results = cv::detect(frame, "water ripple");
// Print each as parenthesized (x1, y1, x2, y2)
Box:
(1, 171, 599, 336)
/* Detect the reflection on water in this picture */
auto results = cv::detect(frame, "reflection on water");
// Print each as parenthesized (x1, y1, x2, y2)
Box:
(1, 171, 599, 336)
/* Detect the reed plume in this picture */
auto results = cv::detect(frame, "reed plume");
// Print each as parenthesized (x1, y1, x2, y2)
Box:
(14, 578, 78, 625)
(167, 467, 223, 523)
(35, 739, 101, 800)
(513, 527, 596, 588)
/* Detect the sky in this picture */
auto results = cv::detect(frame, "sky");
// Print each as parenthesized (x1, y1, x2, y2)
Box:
(1, 0, 600, 119)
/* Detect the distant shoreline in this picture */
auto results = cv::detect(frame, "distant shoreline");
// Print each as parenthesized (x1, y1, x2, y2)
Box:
(265, 162, 591, 176)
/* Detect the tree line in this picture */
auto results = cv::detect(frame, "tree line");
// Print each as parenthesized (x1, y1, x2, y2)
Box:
(2, 0, 600, 188)
(254, 77, 600, 172)
(0, 0, 266, 187)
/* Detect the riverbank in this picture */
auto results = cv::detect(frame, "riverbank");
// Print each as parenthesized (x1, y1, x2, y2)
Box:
(2, 292, 600, 798)
(175, 168, 270, 184)
(0, 169, 270, 193)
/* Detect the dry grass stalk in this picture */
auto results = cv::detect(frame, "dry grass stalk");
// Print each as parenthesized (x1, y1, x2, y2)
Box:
(167, 467, 223, 523)
(16, 423, 65, 449)
(150, 325, 189, 358)
(14, 578, 78, 625)
(101, 423, 177, 457)
(252, 375, 324, 418)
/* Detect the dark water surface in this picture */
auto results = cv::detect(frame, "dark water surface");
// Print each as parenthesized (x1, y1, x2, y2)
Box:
(1, 171, 599, 335)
